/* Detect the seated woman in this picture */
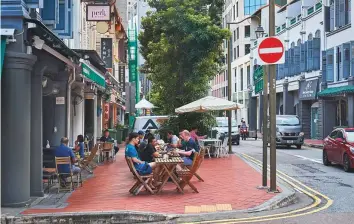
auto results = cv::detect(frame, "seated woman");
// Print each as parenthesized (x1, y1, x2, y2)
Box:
(74, 135, 85, 159)
(139, 136, 160, 163)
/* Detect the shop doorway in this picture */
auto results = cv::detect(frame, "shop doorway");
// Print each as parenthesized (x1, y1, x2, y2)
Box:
(311, 102, 319, 139)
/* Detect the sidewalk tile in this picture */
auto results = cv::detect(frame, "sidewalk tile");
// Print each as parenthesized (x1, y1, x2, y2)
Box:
(23, 151, 278, 215)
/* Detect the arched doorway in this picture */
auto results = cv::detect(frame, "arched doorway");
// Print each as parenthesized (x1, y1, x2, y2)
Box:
(311, 102, 319, 139)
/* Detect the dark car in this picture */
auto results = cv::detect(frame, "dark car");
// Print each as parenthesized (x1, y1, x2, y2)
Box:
(323, 128, 354, 172)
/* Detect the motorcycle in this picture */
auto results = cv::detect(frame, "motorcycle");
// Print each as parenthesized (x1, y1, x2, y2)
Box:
(240, 127, 248, 140)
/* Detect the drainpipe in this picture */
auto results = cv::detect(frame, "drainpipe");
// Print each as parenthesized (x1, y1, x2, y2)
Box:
(67, 67, 76, 142)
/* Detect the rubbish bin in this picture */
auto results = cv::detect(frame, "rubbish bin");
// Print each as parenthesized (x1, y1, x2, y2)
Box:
(122, 128, 129, 142)
(107, 129, 117, 141)
(116, 128, 123, 144)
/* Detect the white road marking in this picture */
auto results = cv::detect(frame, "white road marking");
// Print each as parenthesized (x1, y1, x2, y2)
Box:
(294, 155, 322, 164)
(259, 47, 283, 54)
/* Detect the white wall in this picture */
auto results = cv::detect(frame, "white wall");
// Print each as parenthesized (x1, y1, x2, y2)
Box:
(72, 101, 85, 142)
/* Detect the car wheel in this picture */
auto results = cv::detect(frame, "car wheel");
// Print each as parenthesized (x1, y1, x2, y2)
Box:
(296, 145, 302, 149)
(343, 154, 352, 172)
(323, 150, 331, 166)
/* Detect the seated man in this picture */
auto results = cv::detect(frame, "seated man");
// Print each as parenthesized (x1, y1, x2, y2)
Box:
(100, 129, 119, 154)
(125, 132, 157, 175)
(139, 136, 160, 163)
(176, 130, 199, 168)
(55, 137, 81, 187)
(167, 130, 179, 148)
(138, 130, 147, 152)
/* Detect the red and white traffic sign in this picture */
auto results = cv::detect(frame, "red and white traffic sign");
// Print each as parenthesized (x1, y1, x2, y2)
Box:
(257, 37, 285, 65)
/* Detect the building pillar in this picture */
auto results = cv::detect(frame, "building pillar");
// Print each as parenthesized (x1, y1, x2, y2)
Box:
(248, 87, 257, 131)
(73, 100, 85, 140)
(30, 64, 44, 197)
(93, 90, 98, 144)
(1, 52, 37, 206)
(283, 79, 295, 115)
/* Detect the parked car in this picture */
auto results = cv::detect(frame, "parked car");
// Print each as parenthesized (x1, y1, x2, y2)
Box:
(212, 117, 240, 145)
(323, 128, 354, 172)
(269, 115, 304, 149)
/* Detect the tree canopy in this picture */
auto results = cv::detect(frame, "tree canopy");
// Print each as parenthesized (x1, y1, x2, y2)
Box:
(139, 0, 229, 134)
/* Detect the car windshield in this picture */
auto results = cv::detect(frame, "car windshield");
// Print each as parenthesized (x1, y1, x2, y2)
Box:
(346, 131, 354, 142)
(216, 119, 237, 127)
(276, 117, 300, 126)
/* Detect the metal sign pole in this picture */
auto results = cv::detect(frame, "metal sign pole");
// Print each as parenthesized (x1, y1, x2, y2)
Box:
(269, 0, 277, 192)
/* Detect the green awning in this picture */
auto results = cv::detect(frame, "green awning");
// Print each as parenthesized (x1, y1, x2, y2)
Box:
(318, 85, 354, 97)
(0, 36, 7, 80)
(81, 62, 106, 88)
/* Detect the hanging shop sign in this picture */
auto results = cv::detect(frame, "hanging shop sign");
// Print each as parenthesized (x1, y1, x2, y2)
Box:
(86, 4, 111, 21)
(128, 28, 138, 82)
(104, 103, 110, 122)
(299, 79, 319, 100)
(101, 38, 113, 69)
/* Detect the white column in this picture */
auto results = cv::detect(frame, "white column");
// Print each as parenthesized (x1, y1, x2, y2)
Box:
(93, 93, 98, 144)
(72, 100, 85, 140)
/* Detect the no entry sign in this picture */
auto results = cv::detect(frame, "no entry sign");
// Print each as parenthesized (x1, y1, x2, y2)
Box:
(257, 37, 285, 65)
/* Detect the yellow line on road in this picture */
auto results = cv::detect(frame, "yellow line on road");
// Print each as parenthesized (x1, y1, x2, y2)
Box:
(183, 153, 332, 224)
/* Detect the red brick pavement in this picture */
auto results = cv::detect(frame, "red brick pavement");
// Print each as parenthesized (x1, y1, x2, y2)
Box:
(23, 152, 277, 215)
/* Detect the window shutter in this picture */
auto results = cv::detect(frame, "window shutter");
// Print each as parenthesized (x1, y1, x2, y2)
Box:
(276, 64, 279, 80)
(335, 0, 340, 27)
(290, 48, 295, 76)
(339, 0, 345, 26)
(324, 6, 331, 32)
(53, 0, 73, 39)
(351, 41, 354, 77)
(300, 42, 307, 72)
(330, 4, 335, 30)
(312, 38, 321, 70)
(322, 51, 327, 82)
(343, 43, 350, 79)
(307, 40, 313, 71)
(284, 51, 289, 77)
(25, 0, 44, 8)
(326, 48, 334, 82)
(279, 64, 284, 79)
(40, 0, 59, 28)
(349, 0, 351, 24)
(338, 45, 343, 80)
(294, 46, 301, 75)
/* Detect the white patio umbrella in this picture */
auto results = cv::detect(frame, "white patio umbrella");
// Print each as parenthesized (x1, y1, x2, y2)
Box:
(135, 98, 156, 109)
(175, 96, 243, 113)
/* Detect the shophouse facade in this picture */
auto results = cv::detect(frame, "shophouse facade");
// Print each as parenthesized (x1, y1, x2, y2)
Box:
(249, 0, 354, 139)
(1, 0, 127, 207)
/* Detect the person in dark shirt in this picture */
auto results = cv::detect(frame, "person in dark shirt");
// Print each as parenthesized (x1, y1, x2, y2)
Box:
(74, 135, 85, 159)
(139, 136, 160, 163)
(100, 129, 119, 154)
(176, 130, 199, 168)
(55, 137, 81, 187)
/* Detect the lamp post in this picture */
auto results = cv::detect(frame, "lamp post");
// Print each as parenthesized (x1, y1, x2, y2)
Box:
(254, 24, 269, 189)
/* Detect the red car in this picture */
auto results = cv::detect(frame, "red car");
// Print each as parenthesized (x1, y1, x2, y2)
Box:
(323, 128, 354, 172)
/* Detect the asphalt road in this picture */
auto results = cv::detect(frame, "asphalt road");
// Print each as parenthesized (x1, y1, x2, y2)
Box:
(234, 139, 354, 224)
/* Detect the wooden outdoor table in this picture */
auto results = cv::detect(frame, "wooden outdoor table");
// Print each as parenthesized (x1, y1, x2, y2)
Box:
(155, 157, 184, 194)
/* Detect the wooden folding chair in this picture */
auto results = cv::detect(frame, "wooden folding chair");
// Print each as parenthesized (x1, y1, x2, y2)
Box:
(125, 157, 154, 195)
(177, 150, 205, 193)
(79, 143, 100, 173)
(55, 157, 82, 193)
(102, 142, 114, 162)
(187, 147, 205, 182)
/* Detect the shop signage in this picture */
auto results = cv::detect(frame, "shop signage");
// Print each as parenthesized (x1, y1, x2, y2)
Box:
(86, 4, 111, 21)
(101, 38, 113, 69)
(299, 79, 319, 100)
(253, 66, 264, 94)
(258, 37, 285, 65)
(82, 62, 106, 88)
(104, 103, 110, 122)
(56, 97, 65, 105)
(119, 65, 126, 90)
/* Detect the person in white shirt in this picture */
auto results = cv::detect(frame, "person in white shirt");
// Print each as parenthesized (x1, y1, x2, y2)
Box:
(167, 130, 179, 148)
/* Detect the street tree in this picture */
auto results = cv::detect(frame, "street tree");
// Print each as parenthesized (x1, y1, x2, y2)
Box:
(139, 0, 230, 134)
